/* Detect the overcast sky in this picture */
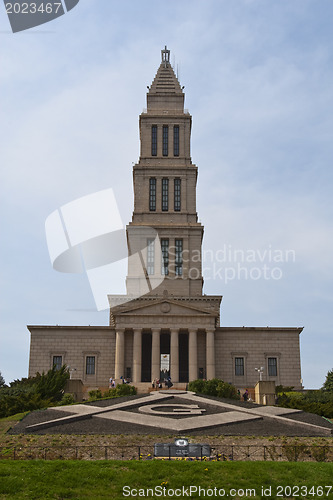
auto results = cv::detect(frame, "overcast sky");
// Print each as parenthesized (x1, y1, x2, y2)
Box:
(1, 0, 332, 388)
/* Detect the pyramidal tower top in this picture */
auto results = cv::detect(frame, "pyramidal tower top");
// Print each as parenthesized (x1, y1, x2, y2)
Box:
(125, 46, 206, 298)
(147, 46, 184, 113)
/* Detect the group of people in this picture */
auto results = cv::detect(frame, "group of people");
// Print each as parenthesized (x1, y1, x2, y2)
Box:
(152, 376, 173, 389)
(109, 376, 131, 388)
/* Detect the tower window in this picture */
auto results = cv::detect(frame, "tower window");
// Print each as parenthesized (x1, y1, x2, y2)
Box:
(147, 238, 155, 275)
(235, 357, 244, 376)
(175, 239, 183, 276)
(161, 239, 169, 275)
(162, 178, 169, 211)
(174, 178, 181, 211)
(151, 125, 157, 156)
(149, 178, 156, 211)
(268, 357, 277, 377)
(86, 356, 95, 375)
(163, 125, 168, 156)
(53, 356, 62, 371)
(174, 125, 179, 156)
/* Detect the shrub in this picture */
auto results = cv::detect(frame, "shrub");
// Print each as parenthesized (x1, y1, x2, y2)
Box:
(102, 388, 117, 399)
(59, 393, 76, 405)
(216, 381, 239, 399)
(277, 391, 333, 419)
(114, 384, 136, 397)
(275, 385, 294, 394)
(88, 389, 102, 401)
(188, 379, 206, 393)
(188, 379, 239, 400)
(0, 366, 70, 418)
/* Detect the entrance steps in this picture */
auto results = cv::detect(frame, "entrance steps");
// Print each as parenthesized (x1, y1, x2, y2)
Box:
(133, 382, 188, 394)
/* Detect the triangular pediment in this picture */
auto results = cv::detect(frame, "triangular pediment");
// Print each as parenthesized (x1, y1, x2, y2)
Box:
(111, 297, 219, 318)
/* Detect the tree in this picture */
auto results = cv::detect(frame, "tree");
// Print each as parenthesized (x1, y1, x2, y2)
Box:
(0, 365, 70, 418)
(0, 371, 5, 388)
(322, 368, 333, 392)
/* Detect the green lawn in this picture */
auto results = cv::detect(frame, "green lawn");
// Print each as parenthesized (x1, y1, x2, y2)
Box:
(0, 461, 332, 499)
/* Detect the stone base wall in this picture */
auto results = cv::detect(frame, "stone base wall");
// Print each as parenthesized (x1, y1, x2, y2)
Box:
(28, 326, 115, 388)
(27, 325, 302, 390)
(215, 327, 303, 390)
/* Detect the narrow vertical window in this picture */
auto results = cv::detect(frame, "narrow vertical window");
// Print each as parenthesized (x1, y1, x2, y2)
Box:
(86, 356, 95, 375)
(173, 125, 179, 156)
(163, 125, 168, 156)
(162, 178, 169, 211)
(268, 357, 277, 377)
(235, 357, 244, 376)
(149, 178, 156, 211)
(147, 238, 155, 275)
(174, 178, 181, 211)
(161, 239, 169, 275)
(175, 239, 183, 276)
(151, 125, 157, 156)
(53, 356, 62, 371)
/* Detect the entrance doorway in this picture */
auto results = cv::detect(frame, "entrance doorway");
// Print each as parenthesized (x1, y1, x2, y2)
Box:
(160, 333, 170, 380)
(141, 333, 152, 382)
(179, 333, 189, 382)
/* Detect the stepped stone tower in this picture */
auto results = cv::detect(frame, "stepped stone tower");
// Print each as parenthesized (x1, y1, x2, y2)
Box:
(109, 47, 222, 383)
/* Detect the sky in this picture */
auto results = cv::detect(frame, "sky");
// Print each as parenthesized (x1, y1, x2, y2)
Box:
(1, 0, 332, 388)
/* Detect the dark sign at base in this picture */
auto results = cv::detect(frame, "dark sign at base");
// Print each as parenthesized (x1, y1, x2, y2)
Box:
(154, 438, 211, 458)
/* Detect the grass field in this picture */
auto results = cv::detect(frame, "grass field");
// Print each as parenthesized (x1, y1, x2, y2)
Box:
(0, 461, 333, 499)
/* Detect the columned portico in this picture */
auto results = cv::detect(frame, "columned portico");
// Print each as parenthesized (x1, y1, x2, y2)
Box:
(114, 328, 125, 379)
(151, 328, 160, 380)
(132, 329, 142, 383)
(188, 329, 198, 381)
(206, 329, 215, 380)
(170, 328, 179, 382)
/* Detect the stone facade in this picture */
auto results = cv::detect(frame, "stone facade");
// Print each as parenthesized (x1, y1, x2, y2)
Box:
(27, 47, 303, 391)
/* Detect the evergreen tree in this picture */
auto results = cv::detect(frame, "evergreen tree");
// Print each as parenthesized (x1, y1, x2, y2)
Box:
(0, 371, 5, 388)
(322, 368, 333, 392)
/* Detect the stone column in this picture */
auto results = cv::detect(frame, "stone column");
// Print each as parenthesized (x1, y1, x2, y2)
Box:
(115, 328, 125, 380)
(188, 329, 198, 382)
(132, 329, 142, 383)
(151, 329, 160, 380)
(170, 328, 179, 382)
(206, 329, 215, 380)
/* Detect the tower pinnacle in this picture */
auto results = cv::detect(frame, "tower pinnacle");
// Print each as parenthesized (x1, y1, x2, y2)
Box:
(161, 45, 170, 67)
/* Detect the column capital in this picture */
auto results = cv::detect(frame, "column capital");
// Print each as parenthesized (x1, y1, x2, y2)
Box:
(151, 328, 160, 334)
(170, 327, 179, 334)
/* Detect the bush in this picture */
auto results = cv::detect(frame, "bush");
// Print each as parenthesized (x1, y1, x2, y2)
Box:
(188, 379, 239, 400)
(115, 384, 136, 397)
(275, 385, 294, 394)
(88, 389, 102, 401)
(216, 381, 239, 399)
(277, 391, 333, 419)
(89, 384, 137, 401)
(59, 393, 76, 405)
(187, 379, 206, 393)
(0, 366, 70, 418)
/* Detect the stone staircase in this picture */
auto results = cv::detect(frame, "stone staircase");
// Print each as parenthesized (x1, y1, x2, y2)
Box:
(132, 382, 188, 394)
